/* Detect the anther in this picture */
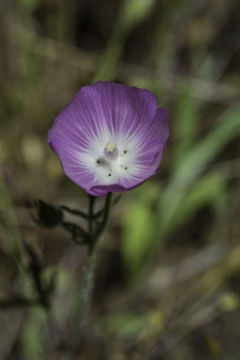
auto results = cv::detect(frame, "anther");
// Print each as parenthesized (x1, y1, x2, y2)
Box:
(96, 158, 106, 166)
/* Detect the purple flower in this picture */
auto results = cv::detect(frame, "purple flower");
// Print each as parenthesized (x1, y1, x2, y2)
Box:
(48, 81, 169, 196)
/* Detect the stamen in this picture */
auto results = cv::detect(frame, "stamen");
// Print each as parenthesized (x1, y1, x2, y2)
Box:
(96, 158, 106, 165)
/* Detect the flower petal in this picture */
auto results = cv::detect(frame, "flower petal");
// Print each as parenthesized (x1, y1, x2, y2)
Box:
(136, 107, 169, 171)
(92, 81, 158, 140)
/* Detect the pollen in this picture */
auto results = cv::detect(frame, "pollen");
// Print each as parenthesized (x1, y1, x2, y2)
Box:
(105, 141, 116, 152)
(104, 141, 119, 161)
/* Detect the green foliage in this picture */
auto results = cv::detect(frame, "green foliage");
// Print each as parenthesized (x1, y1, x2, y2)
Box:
(123, 0, 156, 28)
(171, 105, 240, 188)
(101, 311, 147, 337)
(173, 90, 199, 170)
(158, 172, 226, 239)
(123, 105, 240, 273)
(0, 177, 22, 261)
(122, 183, 159, 274)
(93, 0, 157, 82)
(21, 309, 45, 359)
(98, 308, 165, 338)
(157, 105, 240, 238)
(19, 0, 40, 12)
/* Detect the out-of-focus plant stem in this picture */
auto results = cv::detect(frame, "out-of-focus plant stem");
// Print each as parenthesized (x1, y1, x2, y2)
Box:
(75, 192, 112, 321)
(90, 192, 112, 251)
(65, 193, 112, 356)
(88, 195, 95, 239)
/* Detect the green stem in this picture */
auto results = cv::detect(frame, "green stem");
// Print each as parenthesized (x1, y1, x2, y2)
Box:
(60, 205, 90, 219)
(61, 205, 102, 220)
(61, 193, 119, 222)
(71, 250, 96, 330)
(88, 195, 95, 239)
(65, 193, 112, 355)
(91, 192, 112, 250)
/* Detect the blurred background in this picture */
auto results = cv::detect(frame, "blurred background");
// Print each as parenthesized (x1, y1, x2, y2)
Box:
(0, 0, 240, 359)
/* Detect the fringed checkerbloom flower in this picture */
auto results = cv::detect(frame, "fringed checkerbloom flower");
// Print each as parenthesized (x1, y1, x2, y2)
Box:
(48, 81, 169, 196)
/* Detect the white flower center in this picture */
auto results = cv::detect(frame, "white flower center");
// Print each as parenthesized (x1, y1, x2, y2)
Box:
(81, 134, 141, 186)
(94, 140, 130, 180)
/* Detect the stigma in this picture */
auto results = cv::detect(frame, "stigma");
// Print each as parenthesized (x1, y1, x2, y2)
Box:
(104, 141, 119, 160)
(105, 141, 116, 152)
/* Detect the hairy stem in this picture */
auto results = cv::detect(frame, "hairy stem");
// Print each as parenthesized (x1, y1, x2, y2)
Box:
(88, 195, 95, 239)
(91, 192, 112, 250)
(69, 250, 96, 334)
(64, 193, 112, 356)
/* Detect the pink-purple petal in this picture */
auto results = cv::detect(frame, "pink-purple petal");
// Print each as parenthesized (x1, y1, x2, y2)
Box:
(92, 81, 158, 138)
